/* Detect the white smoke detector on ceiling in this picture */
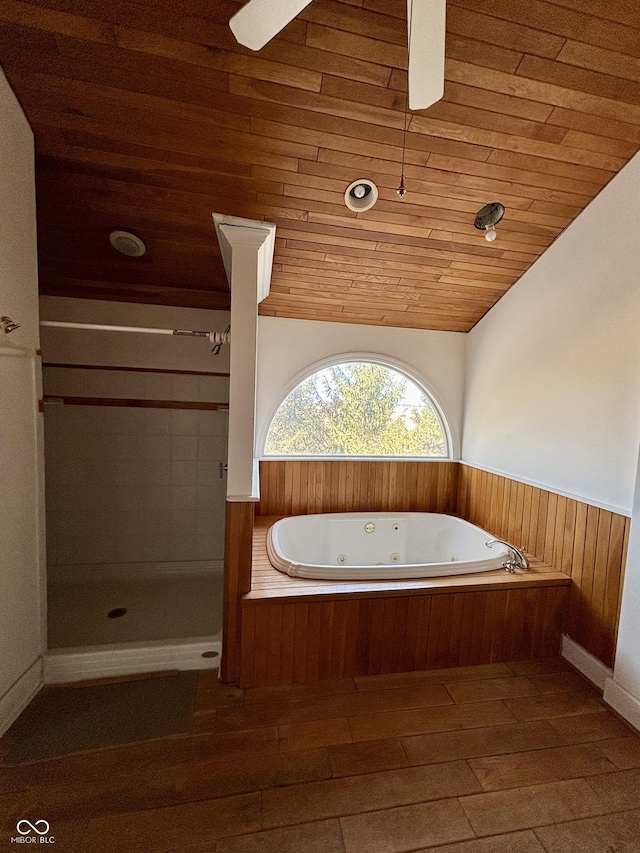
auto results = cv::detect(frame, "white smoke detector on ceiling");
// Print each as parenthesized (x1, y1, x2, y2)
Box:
(109, 230, 146, 257)
(344, 179, 379, 213)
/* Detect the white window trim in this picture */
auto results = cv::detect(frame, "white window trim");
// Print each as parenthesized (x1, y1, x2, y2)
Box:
(258, 353, 456, 460)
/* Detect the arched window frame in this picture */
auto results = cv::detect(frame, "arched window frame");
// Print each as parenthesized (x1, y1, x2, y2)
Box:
(259, 353, 456, 460)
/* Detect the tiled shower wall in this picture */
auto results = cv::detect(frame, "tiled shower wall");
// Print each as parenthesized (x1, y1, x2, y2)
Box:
(43, 368, 228, 574)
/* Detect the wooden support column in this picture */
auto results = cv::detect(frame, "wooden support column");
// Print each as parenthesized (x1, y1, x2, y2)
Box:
(220, 500, 255, 684)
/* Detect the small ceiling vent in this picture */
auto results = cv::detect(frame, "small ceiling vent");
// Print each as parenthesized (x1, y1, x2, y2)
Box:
(109, 230, 146, 257)
(344, 179, 378, 212)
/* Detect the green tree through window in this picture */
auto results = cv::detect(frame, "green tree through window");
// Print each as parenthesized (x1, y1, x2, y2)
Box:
(265, 362, 448, 457)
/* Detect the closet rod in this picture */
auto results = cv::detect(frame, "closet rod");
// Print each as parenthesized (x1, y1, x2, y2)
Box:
(40, 321, 230, 347)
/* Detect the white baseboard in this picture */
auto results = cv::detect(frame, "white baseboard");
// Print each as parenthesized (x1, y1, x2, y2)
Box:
(604, 679, 640, 733)
(44, 636, 221, 684)
(0, 659, 43, 737)
(561, 634, 612, 690)
(49, 559, 224, 585)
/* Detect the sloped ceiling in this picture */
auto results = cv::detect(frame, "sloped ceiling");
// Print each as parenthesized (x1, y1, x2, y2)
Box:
(1, 0, 639, 330)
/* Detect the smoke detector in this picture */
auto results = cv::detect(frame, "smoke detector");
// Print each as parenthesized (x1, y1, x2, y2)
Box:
(344, 179, 378, 212)
(109, 230, 146, 257)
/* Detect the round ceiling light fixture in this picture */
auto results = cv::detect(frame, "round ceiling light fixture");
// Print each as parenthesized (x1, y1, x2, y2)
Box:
(109, 230, 147, 257)
(344, 179, 378, 212)
(474, 202, 505, 242)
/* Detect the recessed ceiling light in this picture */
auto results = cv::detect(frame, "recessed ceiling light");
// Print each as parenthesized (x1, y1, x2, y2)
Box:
(344, 179, 378, 212)
(109, 230, 146, 257)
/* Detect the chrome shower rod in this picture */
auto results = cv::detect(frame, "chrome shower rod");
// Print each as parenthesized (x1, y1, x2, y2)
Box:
(40, 321, 231, 347)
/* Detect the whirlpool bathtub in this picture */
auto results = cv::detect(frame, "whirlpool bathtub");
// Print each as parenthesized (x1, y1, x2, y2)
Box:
(267, 512, 511, 580)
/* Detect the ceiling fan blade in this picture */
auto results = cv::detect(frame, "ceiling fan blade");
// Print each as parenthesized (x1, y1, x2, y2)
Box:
(229, 0, 315, 51)
(407, 0, 446, 111)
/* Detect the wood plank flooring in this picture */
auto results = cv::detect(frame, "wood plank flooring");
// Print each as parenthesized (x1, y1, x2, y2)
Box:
(2, 659, 640, 852)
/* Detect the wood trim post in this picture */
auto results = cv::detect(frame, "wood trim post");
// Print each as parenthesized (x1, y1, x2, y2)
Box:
(220, 500, 255, 684)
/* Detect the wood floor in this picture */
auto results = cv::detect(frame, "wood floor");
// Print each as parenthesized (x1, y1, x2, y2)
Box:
(2, 659, 640, 851)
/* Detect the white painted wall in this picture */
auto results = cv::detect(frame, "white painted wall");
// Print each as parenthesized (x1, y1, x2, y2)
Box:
(0, 69, 45, 734)
(255, 316, 466, 458)
(604, 448, 640, 727)
(462, 152, 640, 515)
(213, 217, 276, 501)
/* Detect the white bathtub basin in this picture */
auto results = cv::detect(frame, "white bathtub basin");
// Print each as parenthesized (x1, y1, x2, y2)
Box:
(267, 512, 511, 580)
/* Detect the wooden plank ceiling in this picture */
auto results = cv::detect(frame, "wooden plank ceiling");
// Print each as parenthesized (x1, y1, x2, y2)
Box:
(1, 0, 639, 331)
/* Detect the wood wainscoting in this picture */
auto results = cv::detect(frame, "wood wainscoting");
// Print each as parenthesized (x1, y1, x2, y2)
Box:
(457, 465, 631, 669)
(257, 460, 459, 516)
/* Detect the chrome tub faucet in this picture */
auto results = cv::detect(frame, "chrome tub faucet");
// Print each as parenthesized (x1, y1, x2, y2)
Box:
(486, 539, 530, 573)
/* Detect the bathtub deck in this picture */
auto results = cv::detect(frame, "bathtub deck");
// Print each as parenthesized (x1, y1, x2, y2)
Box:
(247, 517, 571, 602)
(237, 519, 572, 687)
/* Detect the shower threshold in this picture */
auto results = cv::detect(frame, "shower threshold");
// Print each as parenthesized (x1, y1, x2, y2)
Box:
(44, 635, 221, 684)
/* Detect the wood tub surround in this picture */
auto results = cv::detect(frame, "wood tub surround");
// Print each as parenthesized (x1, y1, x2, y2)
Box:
(249, 518, 569, 602)
(221, 461, 630, 687)
(241, 517, 570, 688)
(242, 586, 570, 689)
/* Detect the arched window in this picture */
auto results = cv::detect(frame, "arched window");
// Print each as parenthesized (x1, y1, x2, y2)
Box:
(264, 360, 449, 458)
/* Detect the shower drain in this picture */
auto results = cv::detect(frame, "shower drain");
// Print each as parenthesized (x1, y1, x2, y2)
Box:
(107, 608, 127, 619)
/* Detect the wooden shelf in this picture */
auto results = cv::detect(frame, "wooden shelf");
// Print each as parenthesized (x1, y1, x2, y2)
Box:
(247, 516, 571, 604)
(43, 396, 228, 410)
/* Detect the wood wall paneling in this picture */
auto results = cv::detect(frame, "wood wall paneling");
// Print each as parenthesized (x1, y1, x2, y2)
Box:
(457, 464, 630, 668)
(1, 0, 639, 327)
(257, 460, 459, 516)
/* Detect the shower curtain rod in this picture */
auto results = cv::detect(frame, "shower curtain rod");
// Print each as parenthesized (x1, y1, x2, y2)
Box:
(40, 321, 231, 347)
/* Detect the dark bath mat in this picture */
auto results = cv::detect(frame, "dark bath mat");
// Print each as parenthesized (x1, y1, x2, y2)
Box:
(2, 670, 198, 765)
